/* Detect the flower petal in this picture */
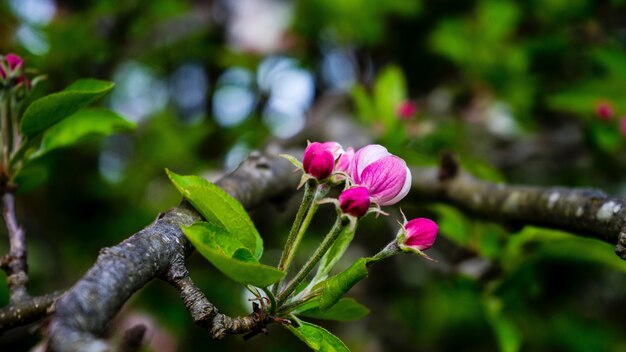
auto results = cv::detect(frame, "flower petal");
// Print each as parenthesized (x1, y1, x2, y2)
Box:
(352, 144, 390, 184)
(359, 155, 408, 206)
(384, 165, 411, 205)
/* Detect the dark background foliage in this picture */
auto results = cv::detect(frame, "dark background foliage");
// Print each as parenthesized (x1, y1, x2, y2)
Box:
(1, 0, 626, 350)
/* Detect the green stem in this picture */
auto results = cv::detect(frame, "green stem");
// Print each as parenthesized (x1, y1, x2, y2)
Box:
(367, 241, 400, 265)
(10, 95, 22, 157)
(1, 96, 9, 171)
(260, 287, 277, 315)
(276, 216, 346, 306)
(276, 181, 315, 271)
(273, 182, 327, 294)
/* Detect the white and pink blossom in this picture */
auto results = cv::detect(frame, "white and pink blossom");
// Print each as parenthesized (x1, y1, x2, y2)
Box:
(351, 144, 411, 206)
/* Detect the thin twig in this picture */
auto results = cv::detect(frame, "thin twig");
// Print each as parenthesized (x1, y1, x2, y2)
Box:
(0, 291, 63, 333)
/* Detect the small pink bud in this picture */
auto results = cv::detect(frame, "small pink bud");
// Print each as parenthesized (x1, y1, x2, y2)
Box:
(397, 100, 418, 120)
(595, 101, 614, 120)
(339, 187, 370, 218)
(0, 66, 5, 80)
(400, 217, 438, 251)
(6, 54, 24, 71)
(335, 147, 354, 174)
(351, 144, 411, 206)
(303, 142, 336, 180)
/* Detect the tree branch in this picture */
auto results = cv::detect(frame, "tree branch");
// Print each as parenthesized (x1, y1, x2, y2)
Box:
(45, 151, 299, 351)
(1, 191, 29, 302)
(0, 291, 63, 332)
(411, 154, 626, 259)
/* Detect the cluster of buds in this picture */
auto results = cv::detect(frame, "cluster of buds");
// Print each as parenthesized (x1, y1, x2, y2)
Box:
(301, 142, 411, 217)
(293, 140, 438, 258)
(0, 53, 30, 90)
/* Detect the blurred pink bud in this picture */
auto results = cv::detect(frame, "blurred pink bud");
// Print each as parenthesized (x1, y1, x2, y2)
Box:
(397, 100, 418, 119)
(351, 144, 411, 206)
(6, 53, 24, 71)
(335, 147, 354, 174)
(595, 101, 614, 120)
(339, 186, 370, 218)
(400, 217, 438, 251)
(0, 66, 5, 80)
(303, 142, 339, 180)
(16, 76, 31, 89)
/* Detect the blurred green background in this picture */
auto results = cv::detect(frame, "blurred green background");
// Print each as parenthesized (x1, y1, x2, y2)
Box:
(1, 0, 626, 350)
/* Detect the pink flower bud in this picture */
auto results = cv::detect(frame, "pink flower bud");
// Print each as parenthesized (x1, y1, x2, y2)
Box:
(400, 217, 438, 251)
(303, 142, 339, 180)
(397, 100, 418, 120)
(595, 101, 614, 120)
(339, 186, 370, 218)
(351, 144, 411, 206)
(0, 66, 5, 80)
(5, 54, 24, 71)
(335, 147, 354, 174)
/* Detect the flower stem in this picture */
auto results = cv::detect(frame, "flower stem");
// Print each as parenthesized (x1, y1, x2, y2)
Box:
(273, 181, 327, 294)
(1, 96, 9, 171)
(367, 241, 400, 266)
(276, 216, 346, 306)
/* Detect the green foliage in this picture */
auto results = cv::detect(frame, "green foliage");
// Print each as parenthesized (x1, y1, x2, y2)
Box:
(20, 79, 115, 138)
(166, 170, 263, 259)
(295, 297, 370, 322)
(483, 295, 521, 352)
(182, 222, 284, 287)
(314, 225, 356, 282)
(33, 108, 135, 159)
(286, 320, 350, 352)
(320, 258, 369, 309)
(293, 0, 420, 44)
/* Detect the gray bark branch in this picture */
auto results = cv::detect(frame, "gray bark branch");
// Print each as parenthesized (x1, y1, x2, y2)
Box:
(411, 154, 626, 259)
(1, 191, 29, 302)
(45, 151, 299, 351)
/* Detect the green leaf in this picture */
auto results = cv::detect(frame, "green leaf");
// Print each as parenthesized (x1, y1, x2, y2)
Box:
(350, 84, 375, 122)
(182, 222, 284, 287)
(319, 258, 369, 309)
(21, 79, 115, 138)
(296, 298, 370, 322)
(314, 225, 357, 282)
(14, 163, 48, 194)
(31, 108, 135, 160)
(286, 320, 350, 352)
(373, 65, 406, 126)
(166, 170, 263, 259)
(484, 295, 521, 352)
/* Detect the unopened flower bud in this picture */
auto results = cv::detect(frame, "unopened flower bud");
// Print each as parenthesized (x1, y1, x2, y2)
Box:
(6, 54, 24, 72)
(339, 187, 370, 218)
(595, 101, 614, 121)
(398, 217, 438, 252)
(397, 100, 418, 120)
(303, 142, 336, 180)
(335, 147, 354, 174)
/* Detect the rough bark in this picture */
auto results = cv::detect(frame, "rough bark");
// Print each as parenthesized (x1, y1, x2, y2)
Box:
(0, 291, 62, 332)
(411, 154, 626, 258)
(1, 191, 29, 302)
(45, 151, 299, 351)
